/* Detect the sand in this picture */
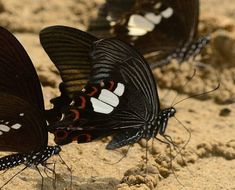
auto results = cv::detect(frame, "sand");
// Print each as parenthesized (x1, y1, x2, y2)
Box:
(0, 0, 234, 190)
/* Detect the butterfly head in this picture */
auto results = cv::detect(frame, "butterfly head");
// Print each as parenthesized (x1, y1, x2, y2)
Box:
(158, 107, 176, 135)
(54, 145, 62, 154)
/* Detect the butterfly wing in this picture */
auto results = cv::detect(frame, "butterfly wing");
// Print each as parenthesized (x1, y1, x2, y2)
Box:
(0, 27, 44, 112)
(50, 35, 160, 148)
(88, 0, 199, 64)
(40, 25, 98, 97)
(0, 93, 47, 153)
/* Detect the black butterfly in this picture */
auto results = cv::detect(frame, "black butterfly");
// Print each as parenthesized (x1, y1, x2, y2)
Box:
(88, 0, 209, 67)
(40, 26, 176, 149)
(0, 27, 61, 188)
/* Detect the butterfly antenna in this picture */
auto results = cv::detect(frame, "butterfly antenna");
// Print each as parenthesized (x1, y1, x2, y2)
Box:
(173, 83, 220, 107)
(170, 116, 194, 176)
(171, 69, 197, 106)
(42, 162, 57, 189)
(0, 166, 27, 189)
(163, 134, 193, 176)
(155, 137, 184, 187)
(58, 154, 72, 189)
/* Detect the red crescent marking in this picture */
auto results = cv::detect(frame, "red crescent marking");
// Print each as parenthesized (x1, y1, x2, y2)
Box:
(54, 130, 68, 141)
(72, 136, 79, 142)
(70, 109, 80, 121)
(87, 86, 98, 96)
(73, 134, 92, 143)
(85, 134, 92, 142)
(79, 96, 86, 109)
(108, 81, 115, 91)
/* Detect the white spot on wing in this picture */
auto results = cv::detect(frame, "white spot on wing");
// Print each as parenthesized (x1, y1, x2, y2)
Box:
(11, 123, 22, 129)
(161, 7, 173, 18)
(154, 2, 162, 9)
(128, 14, 155, 36)
(98, 89, 119, 107)
(91, 97, 114, 114)
(145, 13, 162, 25)
(0, 124, 10, 132)
(113, 83, 125, 96)
(0, 131, 2, 135)
(19, 113, 24, 116)
(128, 27, 148, 36)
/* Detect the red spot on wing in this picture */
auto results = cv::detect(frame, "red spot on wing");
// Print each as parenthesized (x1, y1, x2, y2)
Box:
(79, 96, 86, 109)
(108, 81, 115, 91)
(87, 86, 98, 96)
(54, 130, 69, 142)
(73, 133, 92, 143)
(70, 109, 80, 121)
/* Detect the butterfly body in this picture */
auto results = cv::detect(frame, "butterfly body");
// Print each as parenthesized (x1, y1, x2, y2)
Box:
(0, 146, 61, 171)
(40, 26, 177, 149)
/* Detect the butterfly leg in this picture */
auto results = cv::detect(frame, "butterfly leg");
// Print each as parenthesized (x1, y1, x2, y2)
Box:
(35, 166, 44, 190)
(0, 166, 27, 190)
(42, 162, 57, 189)
(58, 154, 72, 189)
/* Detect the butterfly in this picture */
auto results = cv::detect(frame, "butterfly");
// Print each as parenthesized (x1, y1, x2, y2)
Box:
(88, 0, 209, 67)
(40, 25, 176, 149)
(0, 27, 61, 188)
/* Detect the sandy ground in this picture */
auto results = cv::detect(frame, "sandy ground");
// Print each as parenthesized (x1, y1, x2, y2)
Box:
(0, 0, 234, 190)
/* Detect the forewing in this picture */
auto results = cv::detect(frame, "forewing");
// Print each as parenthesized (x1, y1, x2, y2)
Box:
(90, 38, 159, 117)
(40, 25, 98, 97)
(0, 27, 44, 111)
(0, 93, 47, 153)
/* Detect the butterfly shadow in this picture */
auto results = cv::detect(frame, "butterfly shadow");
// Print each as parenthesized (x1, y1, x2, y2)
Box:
(34, 174, 119, 190)
(73, 177, 119, 190)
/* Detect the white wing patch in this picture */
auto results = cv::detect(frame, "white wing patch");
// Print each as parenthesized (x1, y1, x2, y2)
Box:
(145, 13, 162, 25)
(19, 113, 24, 117)
(161, 7, 173, 18)
(91, 83, 125, 114)
(128, 27, 148, 36)
(11, 123, 22, 130)
(128, 14, 155, 34)
(91, 97, 114, 114)
(113, 83, 125, 96)
(0, 118, 23, 135)
(127, 6, 174, 37)
(0, 125, 10, 132)
(98, 89, 119, 107)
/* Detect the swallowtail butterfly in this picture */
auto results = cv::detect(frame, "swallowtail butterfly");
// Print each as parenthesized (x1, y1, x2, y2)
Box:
(40, 26, 176, 149)
(88, 0, 209, 68)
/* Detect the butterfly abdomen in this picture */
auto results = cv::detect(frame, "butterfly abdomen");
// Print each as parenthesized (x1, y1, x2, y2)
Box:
(22, 146, 61, 167)
(0, 146, 61, 171)
(0, 153, 24, 170)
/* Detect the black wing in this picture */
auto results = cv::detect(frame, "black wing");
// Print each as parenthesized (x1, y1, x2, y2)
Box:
(0, 27, 44, 112)
(40, 25, 98, 97)
(50, 35, 160, 148)
(90, 38, 159, 118)
(0, 93, 47, 153)
(88, 0, 199, 65)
